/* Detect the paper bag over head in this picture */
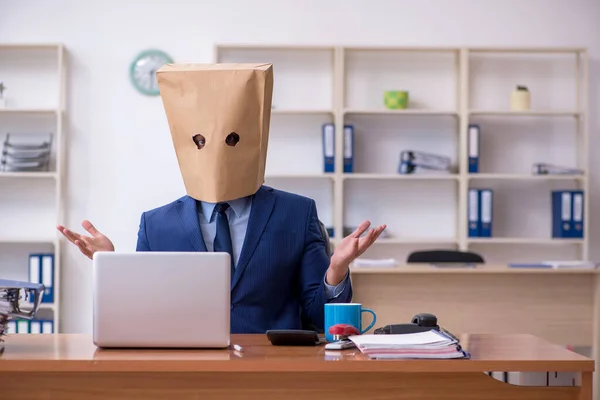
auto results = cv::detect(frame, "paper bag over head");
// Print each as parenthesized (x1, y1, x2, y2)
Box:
(156, 63, 274, 203)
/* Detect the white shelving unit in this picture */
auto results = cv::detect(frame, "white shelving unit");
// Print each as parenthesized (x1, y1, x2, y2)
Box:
(0, 43, 66, 333)
(215, 44, 589, 264)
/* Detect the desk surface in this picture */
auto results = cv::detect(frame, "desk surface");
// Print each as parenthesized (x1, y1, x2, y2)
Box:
(0, 333, 593, 373)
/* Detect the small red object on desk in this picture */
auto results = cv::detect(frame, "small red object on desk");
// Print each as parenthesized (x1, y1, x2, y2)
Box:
(328, 324, 360, 341)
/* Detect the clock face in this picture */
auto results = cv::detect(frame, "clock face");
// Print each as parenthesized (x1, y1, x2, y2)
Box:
(129, 49, 173, 96)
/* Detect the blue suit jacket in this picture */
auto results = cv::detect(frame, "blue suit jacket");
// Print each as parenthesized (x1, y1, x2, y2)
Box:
(135, 185, 353, 333)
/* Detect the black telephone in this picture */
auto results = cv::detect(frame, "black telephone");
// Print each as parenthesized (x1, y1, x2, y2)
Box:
(374, 313, 445, 335)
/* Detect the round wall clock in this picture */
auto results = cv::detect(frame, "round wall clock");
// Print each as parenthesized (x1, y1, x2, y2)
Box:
(129, 49, 173, 96)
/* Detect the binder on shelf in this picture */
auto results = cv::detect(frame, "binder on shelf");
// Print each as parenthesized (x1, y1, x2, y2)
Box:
(468, 124, 480, 173)
(6, 321, 16, 334)
(343, 124, 354, 173)
(532, 163, 584, 175)
(17, 319, 29, 334)
(42, 319, 54, 334)
(479, 189, 493, 237)
(27, 319, 54, 334)
(29, 253, 54, 304)
(571, 190, 584, 238)
(551, 191, 572, 238)
(322, 123, 335, 173)
(399, 150, 451, 172)
(468, 188, 480, 237)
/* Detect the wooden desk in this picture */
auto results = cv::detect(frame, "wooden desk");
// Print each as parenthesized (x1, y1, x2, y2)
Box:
(0, 333, 594, 400)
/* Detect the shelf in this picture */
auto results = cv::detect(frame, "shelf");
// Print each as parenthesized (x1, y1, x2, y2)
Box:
(265, 173, 334, 179)
(343, 109, 458, 116)
(469, 110, 580, 117)
(468, 47, 586, 54)
(271, 109, 333, 115)
(468, 173, 585, 180)
(0, 172, 57, 179)
(467, 238, 584, 245)
(0, 108, 59, 115)
(349, 264, 598, 274)
(343, 173, 458, 180)
(331, 237, 457, 245)
(0, 237, 57, 244)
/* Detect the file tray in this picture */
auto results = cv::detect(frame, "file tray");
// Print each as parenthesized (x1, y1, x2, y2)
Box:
(0, 279, 45, 341)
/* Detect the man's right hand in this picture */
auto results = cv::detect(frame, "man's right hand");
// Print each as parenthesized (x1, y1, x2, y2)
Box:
(57, 220, 115, 260)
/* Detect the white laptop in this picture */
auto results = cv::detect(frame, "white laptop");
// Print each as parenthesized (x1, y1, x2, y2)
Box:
(92, 251, 231, 348)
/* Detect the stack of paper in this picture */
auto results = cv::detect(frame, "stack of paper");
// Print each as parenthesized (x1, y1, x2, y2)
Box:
(348, 330, 469, 359)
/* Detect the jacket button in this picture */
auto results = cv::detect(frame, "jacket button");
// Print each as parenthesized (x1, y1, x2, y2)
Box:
(231, 304, 235, 310)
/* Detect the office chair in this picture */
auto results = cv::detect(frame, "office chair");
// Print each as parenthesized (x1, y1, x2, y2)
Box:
(406, 250, 485, 264)
(406, 249, 484, 264)
(300, 220, 331, 334)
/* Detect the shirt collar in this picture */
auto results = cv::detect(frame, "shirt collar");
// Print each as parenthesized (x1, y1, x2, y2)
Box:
(199, 196, 251, 221)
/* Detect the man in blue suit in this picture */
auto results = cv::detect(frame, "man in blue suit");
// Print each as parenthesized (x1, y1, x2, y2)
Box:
(57, 63, 386, 333)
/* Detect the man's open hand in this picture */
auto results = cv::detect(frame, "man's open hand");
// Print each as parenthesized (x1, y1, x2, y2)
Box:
(326, 220, 386, 285)
(57, 220, 115, 260)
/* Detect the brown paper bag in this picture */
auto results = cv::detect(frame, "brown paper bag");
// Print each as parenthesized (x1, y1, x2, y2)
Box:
(156, 63, 273, 203)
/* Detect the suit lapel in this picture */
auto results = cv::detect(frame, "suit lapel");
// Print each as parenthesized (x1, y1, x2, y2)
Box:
(177, 196, 207, 252)
(232, 186, 275, 290)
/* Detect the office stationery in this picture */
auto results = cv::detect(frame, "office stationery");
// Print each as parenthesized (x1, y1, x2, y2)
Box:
(343, 124, 354, 173)
(571, 190, 584, 238)
(509, 261, 596, 270)
(324, 339, 355, 350)
(266, 329, 322, 346)
(324, 303, 376, 342)
(232, 344, 244, 352)
(532, 162, 583, 175)
(551, 191, 572, 238)
(479, 189, 493, 237)
(384, 90, 409, 109)
(1, 133, 53, 172)
(399, 150, 451, 171)
(349, 330, 469, 359)
(398, 162, 452, 174)
(468, 124, 480, 173)
(0, 278, 45, 320)
(92, 252, 231, 348)
(322, 122, 335, 172)
(352, 258, 397, 268)
(468, 188, 480, 237)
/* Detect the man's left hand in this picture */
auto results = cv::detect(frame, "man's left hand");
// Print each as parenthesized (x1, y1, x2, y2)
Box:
(326, 220, 387, 285)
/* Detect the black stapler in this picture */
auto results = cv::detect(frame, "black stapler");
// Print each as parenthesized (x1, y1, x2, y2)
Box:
(373, 313, 440, 335)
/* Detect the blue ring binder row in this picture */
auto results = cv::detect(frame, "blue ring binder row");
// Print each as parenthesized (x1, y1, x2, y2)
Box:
(0, 133, 54, 172)
(552, 190, 584, 238)
(467, 188, 493, 237)
(321, 123, 355, 173)
(27, 253, 55, 304)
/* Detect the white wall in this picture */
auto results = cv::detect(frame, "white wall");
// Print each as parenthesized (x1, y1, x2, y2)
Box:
(1, 0, 599, 333)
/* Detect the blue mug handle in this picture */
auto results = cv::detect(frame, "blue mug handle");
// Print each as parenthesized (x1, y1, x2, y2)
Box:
(361, 308, 377, 333)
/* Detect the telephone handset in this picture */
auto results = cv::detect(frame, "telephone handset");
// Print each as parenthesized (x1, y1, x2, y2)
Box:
(373, 313, 457, 341)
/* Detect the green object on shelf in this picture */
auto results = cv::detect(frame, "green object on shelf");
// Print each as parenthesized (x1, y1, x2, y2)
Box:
(384, 90, 409, 109)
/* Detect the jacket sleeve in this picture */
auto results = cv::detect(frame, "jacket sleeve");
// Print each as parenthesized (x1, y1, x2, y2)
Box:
(136, 212, 151, 251)
(298, 200, 353, 330)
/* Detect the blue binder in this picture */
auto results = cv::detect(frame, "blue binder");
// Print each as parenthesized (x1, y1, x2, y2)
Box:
(343, 124, 354, 173)
(468, 188, 480, 237)
(29, 253, 54, 304)
(551, 191, 572, 238)
(479, 189, 493, 237)
(468, 124, 480, 173)
(322, 123, 335, 173)
(571, 190, 584, 238)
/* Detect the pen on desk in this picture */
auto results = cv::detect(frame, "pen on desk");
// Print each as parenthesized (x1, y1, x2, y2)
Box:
(232, 344, 243, 352)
